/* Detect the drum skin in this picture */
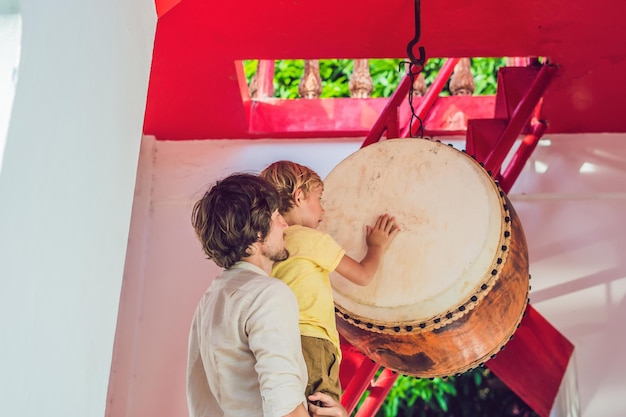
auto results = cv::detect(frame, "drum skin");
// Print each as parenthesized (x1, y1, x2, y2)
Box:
(321, 138, 530, 378)
(336, 198, 528, 377)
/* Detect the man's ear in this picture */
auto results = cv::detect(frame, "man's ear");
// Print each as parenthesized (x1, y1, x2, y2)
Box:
(247, 233, 262, 254)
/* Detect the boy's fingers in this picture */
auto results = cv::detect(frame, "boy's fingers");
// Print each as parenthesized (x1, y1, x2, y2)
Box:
(381, 215, 395, 232)
(376, 213, 390, 229)
(374, 214, 384, 228)
(369, 214, 400, 235)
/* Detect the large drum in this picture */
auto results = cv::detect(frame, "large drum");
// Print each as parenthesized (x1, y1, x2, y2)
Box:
(319, 138, 529, 378)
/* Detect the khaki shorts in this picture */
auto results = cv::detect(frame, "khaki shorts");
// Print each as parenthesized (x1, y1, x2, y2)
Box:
(301, 335, 342, 402)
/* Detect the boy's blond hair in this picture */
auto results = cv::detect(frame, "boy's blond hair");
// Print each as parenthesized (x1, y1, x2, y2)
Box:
(260, 161, 323, 214)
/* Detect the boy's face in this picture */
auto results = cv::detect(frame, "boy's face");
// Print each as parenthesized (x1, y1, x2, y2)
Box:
(299, 185, 325, 229)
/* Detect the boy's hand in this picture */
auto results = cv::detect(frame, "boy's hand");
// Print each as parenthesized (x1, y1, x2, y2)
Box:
(307, 392, 348, 417)
(365, 213, 400, 249)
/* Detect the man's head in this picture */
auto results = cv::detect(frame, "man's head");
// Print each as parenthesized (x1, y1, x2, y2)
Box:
(191, 173, 287, 269)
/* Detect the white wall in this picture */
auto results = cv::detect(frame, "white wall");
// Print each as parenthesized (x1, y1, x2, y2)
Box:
(109, 133, 626, 417)
(0, 1, 156, 417)
(512, 134, 626, 416)
(106, 136, 362, 417)
(0, 4, 21, 170)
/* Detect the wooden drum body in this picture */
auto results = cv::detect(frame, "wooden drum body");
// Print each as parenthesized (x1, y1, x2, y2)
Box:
(319, 138, 529, 378)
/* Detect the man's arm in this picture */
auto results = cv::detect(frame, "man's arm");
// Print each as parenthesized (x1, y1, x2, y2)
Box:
(283, 403, 311, 417)
(247, 280, 309, 417)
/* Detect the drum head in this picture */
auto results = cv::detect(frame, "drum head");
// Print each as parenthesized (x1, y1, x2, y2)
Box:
(319, 138, 507, 327)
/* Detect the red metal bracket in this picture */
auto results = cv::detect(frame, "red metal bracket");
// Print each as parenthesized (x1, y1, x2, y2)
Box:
(361, 58, 460, 148)
(343, 62, 558, 417)
(360, 70, 413, 148)
(484, 64, 557, 175)
(339, 349, 399, 417)
(401, 58, 460, 138)
(340, 356, 379, 414)
(499, 121, 547, 193)
(353, 369, 399, 417)
(466, 64, 557, 179)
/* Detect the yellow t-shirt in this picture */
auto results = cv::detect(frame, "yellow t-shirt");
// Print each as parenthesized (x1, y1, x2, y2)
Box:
(271, 225, 346, 355)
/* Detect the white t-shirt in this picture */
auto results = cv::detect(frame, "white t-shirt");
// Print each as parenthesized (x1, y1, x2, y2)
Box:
(187, 261, 308, 417)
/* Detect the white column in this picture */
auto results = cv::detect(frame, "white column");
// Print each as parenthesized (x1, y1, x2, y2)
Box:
(0, 1, 156, 416)
(0, 4, 21, 168)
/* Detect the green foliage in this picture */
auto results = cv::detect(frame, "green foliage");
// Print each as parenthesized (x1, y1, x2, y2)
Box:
(368, 59, 405, 98)
(373, 375, 457, 417)
(356, 368, 539, 417)
(318, 59, 352, 98)
(273, 60, 304, 99)
(243, 57, 505, 99)
(471, 57, 506, 95)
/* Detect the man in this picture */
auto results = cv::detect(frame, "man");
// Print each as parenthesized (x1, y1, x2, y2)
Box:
(187, 173, 347, 417)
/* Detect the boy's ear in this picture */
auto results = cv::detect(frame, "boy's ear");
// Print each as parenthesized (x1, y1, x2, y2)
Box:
(294, 189, 304, 206)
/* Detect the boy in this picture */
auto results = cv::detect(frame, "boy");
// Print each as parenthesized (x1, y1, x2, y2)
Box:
(260, 161, 399, 402)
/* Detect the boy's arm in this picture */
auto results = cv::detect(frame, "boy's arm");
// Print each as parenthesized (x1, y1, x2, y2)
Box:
(334, 213, 399, 286)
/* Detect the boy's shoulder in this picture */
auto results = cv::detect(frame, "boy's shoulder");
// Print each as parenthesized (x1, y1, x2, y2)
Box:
(285, 224, 343, 254)
(286, 224, 329, 239)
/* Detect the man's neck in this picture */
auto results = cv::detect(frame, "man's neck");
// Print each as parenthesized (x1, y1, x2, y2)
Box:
(240, 251, 272, 275)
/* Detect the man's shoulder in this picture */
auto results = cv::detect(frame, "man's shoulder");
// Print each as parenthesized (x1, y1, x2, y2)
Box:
(232, 271, 298, 314)
(225, 268, 291, 293)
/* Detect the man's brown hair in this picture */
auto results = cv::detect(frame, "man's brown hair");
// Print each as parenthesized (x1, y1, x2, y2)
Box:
(191, 173, 281, 269)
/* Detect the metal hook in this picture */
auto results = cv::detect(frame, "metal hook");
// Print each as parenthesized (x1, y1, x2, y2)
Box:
(406, 0, 426, 66)
(400, 0, 427, 138)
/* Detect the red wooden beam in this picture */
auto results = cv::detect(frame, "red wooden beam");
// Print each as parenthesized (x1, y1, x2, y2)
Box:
(246, 96, 495, 139)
